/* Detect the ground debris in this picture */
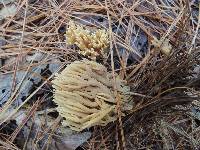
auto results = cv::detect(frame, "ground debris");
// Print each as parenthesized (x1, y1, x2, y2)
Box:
(0, 0, 200, 149)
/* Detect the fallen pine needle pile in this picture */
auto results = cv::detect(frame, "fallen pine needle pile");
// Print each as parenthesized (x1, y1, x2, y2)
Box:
(0, 0, 200, 149)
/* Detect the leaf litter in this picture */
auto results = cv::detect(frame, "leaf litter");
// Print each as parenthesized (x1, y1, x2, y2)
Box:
(0, 0, 200, 150)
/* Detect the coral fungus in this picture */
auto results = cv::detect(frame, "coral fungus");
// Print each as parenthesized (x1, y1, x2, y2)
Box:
(52, 60, 131, 131)
(66, 21, 109, 60)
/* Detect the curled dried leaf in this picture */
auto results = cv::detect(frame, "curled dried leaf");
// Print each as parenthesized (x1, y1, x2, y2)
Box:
(152, 37, 172, 56)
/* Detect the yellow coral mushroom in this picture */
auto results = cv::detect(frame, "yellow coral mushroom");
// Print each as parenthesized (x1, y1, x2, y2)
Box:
(52, 60, 131, 131)
(66, 21, 109, 60)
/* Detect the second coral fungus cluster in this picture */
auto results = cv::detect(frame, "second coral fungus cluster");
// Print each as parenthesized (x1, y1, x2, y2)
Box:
(52, 60, 131, 131)
(66, 21, 109, 60)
